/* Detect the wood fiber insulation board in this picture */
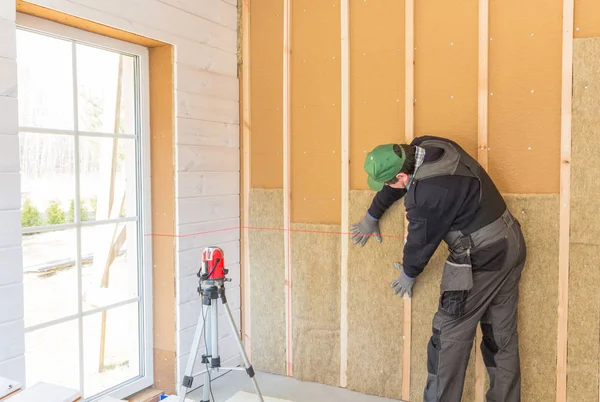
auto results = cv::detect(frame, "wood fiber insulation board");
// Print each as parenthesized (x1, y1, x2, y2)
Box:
(290, 223, 340, 386)
(574, 0, 600, 38)
(488, 0, 562, 194)
(248, 189, 286, 375)
(414, 0, 478, 159)
(346, 190, 404, 399)
(250, 0, 283, 189)
(570, 38, 600, 245)
(567, 38, 600, 401)
(566, 245, 600, 401)
(349, 0, 405, 191)
(504, 194, 559, 402)
(291, 0, 341, 224)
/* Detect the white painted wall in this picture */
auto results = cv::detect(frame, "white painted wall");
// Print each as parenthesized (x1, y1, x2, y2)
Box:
(0, 0, 241, 394)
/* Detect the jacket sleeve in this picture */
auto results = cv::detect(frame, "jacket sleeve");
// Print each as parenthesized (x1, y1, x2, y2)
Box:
(367, 186, 407, 219)
(402, 187, 454, 278)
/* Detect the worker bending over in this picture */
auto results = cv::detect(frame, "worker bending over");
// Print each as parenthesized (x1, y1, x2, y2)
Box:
(350, 136, 527, 402)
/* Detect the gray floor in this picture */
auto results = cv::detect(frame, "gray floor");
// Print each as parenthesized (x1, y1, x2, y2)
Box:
(187, 370, 400, 402)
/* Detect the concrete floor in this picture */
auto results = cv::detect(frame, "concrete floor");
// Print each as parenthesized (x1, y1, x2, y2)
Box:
(187, 370, 400, 402)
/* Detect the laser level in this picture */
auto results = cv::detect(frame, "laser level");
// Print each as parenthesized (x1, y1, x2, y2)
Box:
(178, 246, 264, 402)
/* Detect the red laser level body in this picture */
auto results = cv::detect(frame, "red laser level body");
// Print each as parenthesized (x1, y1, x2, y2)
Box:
(200, 246, 227, 281)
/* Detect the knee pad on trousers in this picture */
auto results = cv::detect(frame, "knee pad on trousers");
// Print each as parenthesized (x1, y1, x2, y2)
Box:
(481, 322, 499, 368)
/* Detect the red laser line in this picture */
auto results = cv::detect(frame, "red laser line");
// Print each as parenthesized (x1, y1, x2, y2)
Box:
(144, 225, 407, 239)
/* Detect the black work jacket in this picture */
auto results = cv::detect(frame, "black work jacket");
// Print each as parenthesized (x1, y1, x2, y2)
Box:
(367, 136, 506, 278)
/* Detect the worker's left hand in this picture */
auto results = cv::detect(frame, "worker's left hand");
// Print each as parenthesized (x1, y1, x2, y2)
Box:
(391, 262, 416, 297)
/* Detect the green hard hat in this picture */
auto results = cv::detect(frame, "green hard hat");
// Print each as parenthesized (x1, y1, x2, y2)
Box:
(364, 144, 406, 191)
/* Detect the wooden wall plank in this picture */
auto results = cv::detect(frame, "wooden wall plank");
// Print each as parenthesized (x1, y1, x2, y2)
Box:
(0, 211, 21, 248)
(475, 2, 489, 400)
(176, 64, 239, 101)
(0, 98, 18, 135)
(156, 0, 237, 30)
(0, 0, 15, 21)
(0, 58, 17, 97)
(0, 135, 19, 172)
(0, 283, 23, 324)
(177, 145, 239, 172)
(176, 118, 239, 148)
(0, 319, 25, 362)
(177, 218, 240, 252)
(177, 195, 240, 225)
(0, 247, 22, 287)
(557, 0, 574, 399)
(283, 0, 293, 376)
(177, 91, 239, 124)
(176, 37, 238, 77)
(339, 0, 349, 388)
(177, 172, 239, 198)
(403, 0, 414, 399)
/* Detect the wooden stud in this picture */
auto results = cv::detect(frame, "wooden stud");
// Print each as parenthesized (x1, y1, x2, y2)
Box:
(402, 0, 414, 399)
(477, 0, 489, 169)
(240, 0, 252, 358)
(557, 0, 574, 399)
(475, 1, 489, 400)
(283, 0, 293, 377)
(339, 0, 350, 389)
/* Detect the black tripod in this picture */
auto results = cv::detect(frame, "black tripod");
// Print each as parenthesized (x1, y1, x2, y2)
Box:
(178, 276, 264, 402)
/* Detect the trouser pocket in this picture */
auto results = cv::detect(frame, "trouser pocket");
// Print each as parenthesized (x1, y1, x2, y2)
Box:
(441, 260, 473, 292)
(439, 260, 473, 318)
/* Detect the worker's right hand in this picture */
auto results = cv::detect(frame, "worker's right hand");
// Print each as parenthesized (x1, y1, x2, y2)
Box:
(350, 212, 382, 247)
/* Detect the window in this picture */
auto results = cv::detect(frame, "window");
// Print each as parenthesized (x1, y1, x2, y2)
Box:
(16, 13, 153, 400)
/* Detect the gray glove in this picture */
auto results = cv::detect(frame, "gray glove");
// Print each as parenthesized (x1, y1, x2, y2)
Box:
(350, 212, 382, 247)
(391, 262, 416, 297)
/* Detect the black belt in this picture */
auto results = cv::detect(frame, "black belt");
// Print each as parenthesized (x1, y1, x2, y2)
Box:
(444, 209, 516, 253)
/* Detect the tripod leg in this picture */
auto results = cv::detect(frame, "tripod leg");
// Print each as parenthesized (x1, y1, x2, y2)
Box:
(211, 301, 219, 369)
(222, 297, 265, 402)
(202, 307, 212, 402)
(178, 304, 208, 402)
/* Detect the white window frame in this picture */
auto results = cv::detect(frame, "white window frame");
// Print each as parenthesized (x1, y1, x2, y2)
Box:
(15, 12, 154, 401)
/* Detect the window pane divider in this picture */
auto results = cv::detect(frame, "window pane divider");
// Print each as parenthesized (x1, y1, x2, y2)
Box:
(18, 126, 136, 139)
(24, 297, 140, 334)
(21, 216, 139, 234)
(71, 40, 85, 395)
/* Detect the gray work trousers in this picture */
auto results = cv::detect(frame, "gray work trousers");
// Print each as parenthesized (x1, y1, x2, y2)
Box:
(424, 209, 527, 402)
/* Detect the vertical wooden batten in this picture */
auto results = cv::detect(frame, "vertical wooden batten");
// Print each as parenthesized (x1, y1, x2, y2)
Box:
(283, 0, 293, 377)
(339, 0, 350, 389)
(557, 0, 574, 399)
(475, 1, 489, 400)
(240, 0, 252, 359)
(402, 0, 414, 399)
(478, 0, 489, 168)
